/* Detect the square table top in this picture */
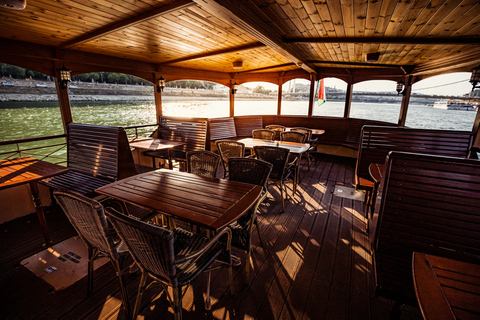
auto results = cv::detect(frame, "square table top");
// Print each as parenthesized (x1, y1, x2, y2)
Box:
(96, 169, 262, 232)
(0, 156, 70, 190)
(129, 137, 185, 151)
(236, 138, 310, 154)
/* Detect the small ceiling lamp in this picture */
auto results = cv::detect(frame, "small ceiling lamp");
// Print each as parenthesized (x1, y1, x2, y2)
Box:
(156, 76, 166, 93)
(366, 52, 380, 63)
(231, 82, 238, 95)
(396, 81, 405, 95)
(58, 65, 71, 89)
(470, 65, 480, 91)
(233, 61, 243, 70)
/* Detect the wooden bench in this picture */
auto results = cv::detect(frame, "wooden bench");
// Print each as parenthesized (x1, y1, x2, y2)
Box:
(370, 151, 480, 309)
(40, 123, 138, 197)
(355, 125, 473, 213)
(144, 116, 208, 168)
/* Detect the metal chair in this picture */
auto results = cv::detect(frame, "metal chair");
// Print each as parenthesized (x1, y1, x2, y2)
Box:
(280, 131, 306, 193)
(253, 146, 291, 212)
(252, 129, 275, 140)
(186, 150, 221, 178)
(227, 157, 272, 282)
(53, 190, 132, 318)
(291, 127, 316, 168)
(215, 140, 245, 178)
(265, 124, 286, 140)
(105, 207, 233, 320)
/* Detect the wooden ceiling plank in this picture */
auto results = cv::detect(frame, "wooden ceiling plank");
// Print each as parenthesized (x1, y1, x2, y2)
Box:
(434, 1, 480, 37)
(193, 0, 316, 72)
(364, 0, 383, 37)
(282, 36, 480, 44)
(374, 0, 400, 37)
(59, 0, 194, 49)
(413, 0, 464, 37)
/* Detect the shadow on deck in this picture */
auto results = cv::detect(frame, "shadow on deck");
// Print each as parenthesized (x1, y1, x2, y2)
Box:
(0, 154, 422, 320)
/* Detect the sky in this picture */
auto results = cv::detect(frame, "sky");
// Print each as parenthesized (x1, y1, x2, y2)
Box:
(247, 72, 473, 96)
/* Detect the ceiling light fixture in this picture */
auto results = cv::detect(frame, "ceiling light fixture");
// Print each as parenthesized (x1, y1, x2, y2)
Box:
(233, 61, 243, 69)
(366, 52, 380, 63)
(231, 82, 238, 95)
(156, 76, 166, 93)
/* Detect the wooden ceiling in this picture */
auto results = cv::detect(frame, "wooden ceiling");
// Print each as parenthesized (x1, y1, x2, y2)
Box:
(1, 0, 480, 84)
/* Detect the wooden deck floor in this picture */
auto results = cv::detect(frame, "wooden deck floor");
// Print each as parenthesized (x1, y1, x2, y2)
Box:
(0, 154, 422, 320)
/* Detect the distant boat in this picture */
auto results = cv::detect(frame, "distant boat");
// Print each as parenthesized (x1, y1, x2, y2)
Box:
(433, 99, 477, 111)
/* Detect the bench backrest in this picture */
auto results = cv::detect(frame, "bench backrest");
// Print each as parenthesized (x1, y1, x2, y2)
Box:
(67, 123, 137, 181)
(371, 151, 480, 305)
(234, 116, 264, 137)
(158, 116, 208, 153)
(356, 125, 472, 181)
(209, 117, 237, 141)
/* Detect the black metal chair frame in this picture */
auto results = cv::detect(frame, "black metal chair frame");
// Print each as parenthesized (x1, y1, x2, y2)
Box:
(105, 208, 234, 320)
(227, 157, 272, 282)
(53, 190, 132, 318)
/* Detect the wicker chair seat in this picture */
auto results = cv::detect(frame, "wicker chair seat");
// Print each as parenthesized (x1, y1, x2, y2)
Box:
(186, 150, 221, 179)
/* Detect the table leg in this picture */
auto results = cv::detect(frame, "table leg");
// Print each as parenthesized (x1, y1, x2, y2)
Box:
(29, 182, 51, 245)
(167, 149, 173, 170)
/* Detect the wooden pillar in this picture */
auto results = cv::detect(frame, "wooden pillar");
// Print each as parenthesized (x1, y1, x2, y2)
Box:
(277, 80, 283, 116)
(398, 75, 413, 127)
(229, 80, 235, 117)
(308, 74, 315, 118)
(153, 73, 162, 122)
(344, 81, 353, 118)
(55, 76, 72, 134)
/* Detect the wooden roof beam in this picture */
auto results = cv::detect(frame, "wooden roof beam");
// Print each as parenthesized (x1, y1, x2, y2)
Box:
(285, 37, 480, 45)
(59, 0, 194, 49)
(193, 0, 316, 74)
(236, 63, 296, 73)
(161, 42, 265, 65)
(309, 60, 414, 71)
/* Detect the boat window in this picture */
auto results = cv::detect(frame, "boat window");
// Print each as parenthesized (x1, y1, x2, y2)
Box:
(234, 82, 277, 116)
(349, 80, 401, 124)
(0, 63, 64, 141)
(281, 79, 309, 116)
(312, 78, 346, 117)
(405, 73, 477, 130)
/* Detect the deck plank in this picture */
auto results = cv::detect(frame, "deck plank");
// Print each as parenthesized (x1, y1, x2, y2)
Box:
(0, 155, 423, 320)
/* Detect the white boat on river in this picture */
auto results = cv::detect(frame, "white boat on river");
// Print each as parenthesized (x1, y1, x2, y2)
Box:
(433, 99, 477, 111)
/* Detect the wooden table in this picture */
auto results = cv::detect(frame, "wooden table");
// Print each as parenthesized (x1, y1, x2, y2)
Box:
(413, 252, 480, 320)
(0, 157, 70, 245)
(96, 169, 262, 232)
(236, 138, 310, 154)
(129, 137, 185, 169)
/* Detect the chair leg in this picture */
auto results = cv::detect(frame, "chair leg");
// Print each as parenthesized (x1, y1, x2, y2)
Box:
(87, 247, 95, 295)
(280, 182, 285, 213)
(133, 272, 148, 319)
(255, 220, 264, 247)
(173, 286, 183, 320)
(112, 259, 132, 318)
(205, 271, 212, 311)
(244, 251, 251, 284)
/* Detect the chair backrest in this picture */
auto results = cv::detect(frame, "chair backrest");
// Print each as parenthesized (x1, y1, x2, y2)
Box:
(253, 146, 290, 180)
(105, 207, 176, 285)
(280, 131, 306, 143)
(228, 157, 272, 187)
(186, 150, 221, 178)
(215, 140, 245, 174)
(252, 129, 275, 140)
(265, 125, 286, 140)
(290, 127, 312, 142)
(54, 190, 120, 260)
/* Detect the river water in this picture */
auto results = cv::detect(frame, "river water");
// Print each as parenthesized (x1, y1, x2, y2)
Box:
(0, 99, 476, 142)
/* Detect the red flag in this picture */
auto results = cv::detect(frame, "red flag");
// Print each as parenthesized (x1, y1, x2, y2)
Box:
(318, 79, 325, 106)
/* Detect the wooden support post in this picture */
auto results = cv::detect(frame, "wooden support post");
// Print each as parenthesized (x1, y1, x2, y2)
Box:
(55, 76, 72, 134)
(277, 80, 283, 116)
(398, 75, 413, 127)
(308, 74, 315, 117)
(230, 80, 235, 117)
(153, 73, 162, 121)
(344, 81, 353, 118)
